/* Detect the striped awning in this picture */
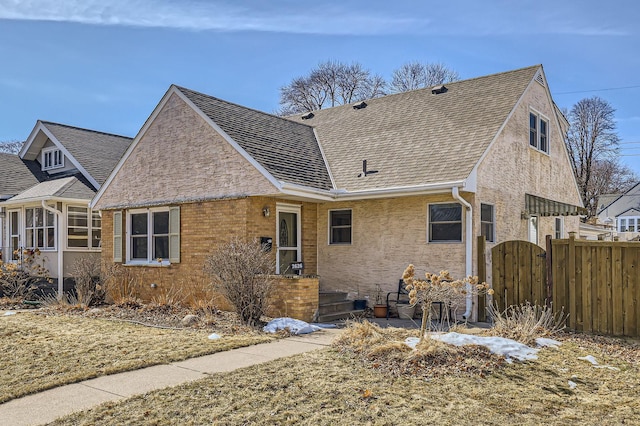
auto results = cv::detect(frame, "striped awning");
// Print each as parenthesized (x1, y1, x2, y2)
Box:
(525, 194, 587, 217)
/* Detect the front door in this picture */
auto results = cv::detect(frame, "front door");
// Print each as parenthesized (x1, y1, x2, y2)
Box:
(276, 204, 301, 274)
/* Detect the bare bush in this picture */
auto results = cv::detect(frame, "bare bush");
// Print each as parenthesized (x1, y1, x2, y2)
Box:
(103, 263, 142, 307)
(70, 256, 105, 307)
(487, 302, 567, 346)
(204, 238, 274, 326)
(0, 249, 51, 301)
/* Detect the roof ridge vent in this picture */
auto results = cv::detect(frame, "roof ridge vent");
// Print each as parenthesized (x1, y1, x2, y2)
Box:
(352, 101, 367, 110)
(431, 85, 447, 94)
(301, 112, 314, 120)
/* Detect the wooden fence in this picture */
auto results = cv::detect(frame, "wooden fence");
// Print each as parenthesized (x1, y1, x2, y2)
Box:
(552, 236, 640, 337)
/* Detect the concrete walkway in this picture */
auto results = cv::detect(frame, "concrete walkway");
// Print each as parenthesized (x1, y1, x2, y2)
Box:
(0, 329, 341, 426)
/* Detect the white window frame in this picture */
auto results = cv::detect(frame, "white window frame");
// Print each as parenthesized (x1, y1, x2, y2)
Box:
(126, 207, 170, 265)
(24, 206, 56, 250)
(42, 147, 64, 171)
(480, 203, 495, 243)
(555, 217, 564, 239)
(328, 209, 352, 245)
(428, 202, 463, 243)
(66, 205, 102, 250)
(618, 216, 640, 232)
(7, 209, 21, 262)
(529, 109, 550, 154)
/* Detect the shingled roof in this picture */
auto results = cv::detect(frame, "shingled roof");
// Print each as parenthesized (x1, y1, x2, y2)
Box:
(41, 122, 132, 186)
(8, 175, 95, 202)
(0, 153, 41, 200)
(288, 65, 541, 192)
(176, 87, 333, 191)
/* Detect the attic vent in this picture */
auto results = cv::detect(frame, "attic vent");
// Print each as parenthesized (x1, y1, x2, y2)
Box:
(431, 85, 447, 94)
(301, 112, 314, 120)
(535, 72, 545, 87)
(352, 101, 367, 110)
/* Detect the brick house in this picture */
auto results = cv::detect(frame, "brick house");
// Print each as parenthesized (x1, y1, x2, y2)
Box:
(0, 121, 131, 295)
(91, 65, 584, 321)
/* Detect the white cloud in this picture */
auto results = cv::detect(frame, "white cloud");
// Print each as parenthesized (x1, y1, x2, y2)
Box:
(0, 0, 428, 35)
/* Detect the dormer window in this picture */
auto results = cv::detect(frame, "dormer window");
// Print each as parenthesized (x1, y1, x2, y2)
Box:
(42, 147, 64, 170)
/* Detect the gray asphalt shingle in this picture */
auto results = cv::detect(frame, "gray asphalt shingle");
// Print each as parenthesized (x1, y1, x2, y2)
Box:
(177, 87, 333, 191)
(0, 153, 41, 199)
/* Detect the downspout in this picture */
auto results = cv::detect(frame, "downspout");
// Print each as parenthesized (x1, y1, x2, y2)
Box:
(42, 201, 64, 298)
(452, 187, 473, 320)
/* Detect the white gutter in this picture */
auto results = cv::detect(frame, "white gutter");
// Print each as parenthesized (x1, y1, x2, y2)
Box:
(279, 180, 468, 202)
(42, 200, 64, 299)
(452, 187, 473, 320)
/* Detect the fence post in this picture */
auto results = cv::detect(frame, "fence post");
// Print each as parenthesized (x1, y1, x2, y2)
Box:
(545, 234, 552, 308)
(568, 232, 576, 329)
(477, 235, 487, 322)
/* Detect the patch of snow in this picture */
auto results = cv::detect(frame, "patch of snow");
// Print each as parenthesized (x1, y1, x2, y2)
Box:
(536, 337, 562, 348)
(263, 318, 322, 335)
(208, 333, 221, 340)
(405, 332, 541, 363)
(568, 380, 577, 390)
(3, 311, 16, 316)
(578, 355, 599, 365)
(578, 354, 620, 371)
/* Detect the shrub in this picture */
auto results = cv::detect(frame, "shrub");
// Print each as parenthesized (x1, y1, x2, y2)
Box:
(402, 265, 492, 342)
(103, 263, 142, 307)
(204, 238, 274, 326)
(70, 256, 105, 307)
(487, 302, 567, 346)
(0, 249, 51, 301)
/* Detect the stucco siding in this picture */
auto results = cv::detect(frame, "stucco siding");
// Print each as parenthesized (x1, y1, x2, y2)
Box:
(94, 93, 278, 210)
(317, 194, 467, 303)
(475, 80, 582, 248)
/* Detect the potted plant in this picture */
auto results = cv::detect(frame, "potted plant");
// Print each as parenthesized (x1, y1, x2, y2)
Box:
(373, 285, 388, 318)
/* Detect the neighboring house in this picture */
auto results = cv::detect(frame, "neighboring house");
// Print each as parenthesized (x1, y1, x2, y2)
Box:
(597, 182, 640, 241)
(91, 65, 584, 320)
(0, 121, 132, 295)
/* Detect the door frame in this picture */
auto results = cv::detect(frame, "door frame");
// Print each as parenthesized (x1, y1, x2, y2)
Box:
(275, 203, 302, 274)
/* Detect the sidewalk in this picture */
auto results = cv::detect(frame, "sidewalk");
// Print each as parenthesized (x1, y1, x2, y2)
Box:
(0, 329, 341, 426)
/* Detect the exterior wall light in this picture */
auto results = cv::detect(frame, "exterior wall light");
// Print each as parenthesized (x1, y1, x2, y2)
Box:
(263, 207, 270, 217)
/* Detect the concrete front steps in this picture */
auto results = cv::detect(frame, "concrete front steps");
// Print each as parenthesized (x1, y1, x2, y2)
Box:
(316, 291, 365, 322)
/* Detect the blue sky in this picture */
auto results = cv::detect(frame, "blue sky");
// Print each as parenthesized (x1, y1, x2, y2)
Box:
(1, 0, 639, 171)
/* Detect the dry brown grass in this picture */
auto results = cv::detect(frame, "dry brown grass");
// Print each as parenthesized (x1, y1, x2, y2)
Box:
(0, 311, 273, 403)
(50, 322, 640, 425)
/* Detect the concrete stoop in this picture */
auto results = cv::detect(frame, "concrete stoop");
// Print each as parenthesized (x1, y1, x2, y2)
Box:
(316, 291, 365, 323)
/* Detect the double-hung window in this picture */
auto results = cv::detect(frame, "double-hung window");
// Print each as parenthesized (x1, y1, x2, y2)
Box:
(25, 207, 55, 250)
(67, 206, 102, 248)
(129, 209, 170, 263)
(42, 148, 64, 171)
(480, 203, 495, 243)
(428, 203, 462, 242)
(529, 111, 549, 154)
(619, 217, 639, 233)
(555, 217, 564, 239)
(329, 210, 352, 244)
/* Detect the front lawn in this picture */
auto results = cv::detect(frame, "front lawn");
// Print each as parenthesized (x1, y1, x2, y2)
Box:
(50, 323, 640, 425)
(0, 311, 273, 403)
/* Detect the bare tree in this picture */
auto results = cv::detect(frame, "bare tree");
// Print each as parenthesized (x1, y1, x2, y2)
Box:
(390, 61, 460, 93)
(279, 60, 386, 114)
(565, 96, 630, 216)
(0, 140, 23, 154)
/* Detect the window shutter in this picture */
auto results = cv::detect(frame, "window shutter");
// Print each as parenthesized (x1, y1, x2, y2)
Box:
(113, 210, 123, 263)
(169, 206, 180, 263)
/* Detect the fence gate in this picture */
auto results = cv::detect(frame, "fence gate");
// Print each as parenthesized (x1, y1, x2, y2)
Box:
(491, 240, 548, 311)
